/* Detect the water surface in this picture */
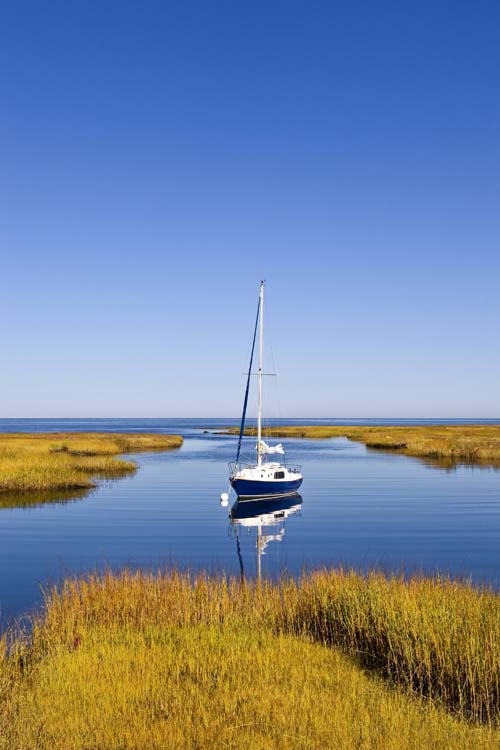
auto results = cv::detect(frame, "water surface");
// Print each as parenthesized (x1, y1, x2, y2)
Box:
(1, 418, 500, 626)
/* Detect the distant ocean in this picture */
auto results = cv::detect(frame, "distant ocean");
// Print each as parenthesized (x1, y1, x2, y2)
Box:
(1, 416, 500, 434)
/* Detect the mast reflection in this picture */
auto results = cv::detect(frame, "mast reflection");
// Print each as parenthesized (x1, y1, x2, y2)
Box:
(229, 494, 303, 581)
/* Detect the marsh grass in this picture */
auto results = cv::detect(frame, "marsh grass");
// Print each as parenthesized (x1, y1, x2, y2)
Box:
(279, 570, 500, 724)
(229, 424, 500, 467)
(1, 569, 500, 748)
(0, 433, 183, 494)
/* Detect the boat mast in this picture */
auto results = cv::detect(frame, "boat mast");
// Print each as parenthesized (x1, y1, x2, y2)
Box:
(257, 280, 264, 466)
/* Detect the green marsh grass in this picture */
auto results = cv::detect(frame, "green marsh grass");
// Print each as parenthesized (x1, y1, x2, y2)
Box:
(2, 569, 500, 748)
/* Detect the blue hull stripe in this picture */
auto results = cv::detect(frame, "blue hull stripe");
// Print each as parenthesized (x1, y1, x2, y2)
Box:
(231, 477, 303, 497)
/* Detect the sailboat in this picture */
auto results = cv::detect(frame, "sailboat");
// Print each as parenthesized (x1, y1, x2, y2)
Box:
(229, 281, 303, 499)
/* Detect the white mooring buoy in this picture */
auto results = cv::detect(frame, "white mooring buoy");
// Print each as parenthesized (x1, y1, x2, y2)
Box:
(220, 492, 229, 506)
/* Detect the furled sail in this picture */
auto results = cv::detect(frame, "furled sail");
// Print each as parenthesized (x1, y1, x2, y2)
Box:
(258, 440, 285, 455)
(235, 296, 261, 465)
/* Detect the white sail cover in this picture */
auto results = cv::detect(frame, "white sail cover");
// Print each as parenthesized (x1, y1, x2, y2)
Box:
(258, 440, 285, 455)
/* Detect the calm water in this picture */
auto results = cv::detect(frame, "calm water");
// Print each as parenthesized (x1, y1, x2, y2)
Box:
(2, 417, 500, 626)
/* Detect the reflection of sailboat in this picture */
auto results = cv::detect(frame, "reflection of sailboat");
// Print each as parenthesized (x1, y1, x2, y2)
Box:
(230, 493, 303, 580)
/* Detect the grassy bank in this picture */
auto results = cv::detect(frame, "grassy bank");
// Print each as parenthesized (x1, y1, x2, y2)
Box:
(0, 433, 183, 494)
(1, 570, 500, 748)
(228, 424, 500, 467)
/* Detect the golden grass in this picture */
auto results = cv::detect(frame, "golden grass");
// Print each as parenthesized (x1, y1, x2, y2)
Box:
(281, 570, 500, 724)
(0, 432, 183, 494)
(2, 569, 500, 748)
(228, 424, 500, 467)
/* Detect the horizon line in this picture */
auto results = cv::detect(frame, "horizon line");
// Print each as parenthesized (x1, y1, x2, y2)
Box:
(1, 416, 500, 421)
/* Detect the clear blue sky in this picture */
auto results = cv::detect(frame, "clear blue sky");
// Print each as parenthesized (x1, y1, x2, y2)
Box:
(1, 1, 499, 417)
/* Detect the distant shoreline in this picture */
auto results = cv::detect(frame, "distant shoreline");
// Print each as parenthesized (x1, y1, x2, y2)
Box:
(2, 417, 500, 424)
(223, 424, 500, 468)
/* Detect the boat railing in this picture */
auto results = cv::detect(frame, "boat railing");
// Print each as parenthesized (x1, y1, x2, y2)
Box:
(228, 461, 252, 475)
(229, 461, 302, 476)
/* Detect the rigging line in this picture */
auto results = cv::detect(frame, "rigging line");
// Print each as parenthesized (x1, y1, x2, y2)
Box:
(274, 349, 284, 442)
(269, 341, 282, 440)
(235, 295, 260, 465)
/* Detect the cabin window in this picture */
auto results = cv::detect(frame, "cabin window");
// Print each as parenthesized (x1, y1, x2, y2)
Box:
(274, 471, 285, 479)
